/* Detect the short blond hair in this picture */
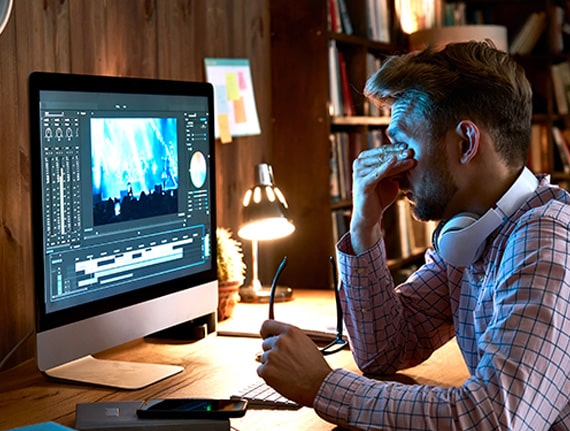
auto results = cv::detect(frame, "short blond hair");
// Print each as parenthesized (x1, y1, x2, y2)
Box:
(364, 40, 533, 167)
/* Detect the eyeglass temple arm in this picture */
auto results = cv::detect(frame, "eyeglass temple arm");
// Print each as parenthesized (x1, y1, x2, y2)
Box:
(329, 256, 344, 338)
(269, 256, 288, 320)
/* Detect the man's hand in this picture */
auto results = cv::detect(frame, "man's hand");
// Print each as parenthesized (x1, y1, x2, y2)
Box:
(350, 144, 415, 254)
(257, 319, 333, 407)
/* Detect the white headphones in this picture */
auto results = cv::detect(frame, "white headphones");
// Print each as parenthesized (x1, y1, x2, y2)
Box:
(432, 167, 538, 267)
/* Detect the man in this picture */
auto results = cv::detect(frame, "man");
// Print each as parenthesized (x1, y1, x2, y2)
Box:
(257, 41, 570, 429)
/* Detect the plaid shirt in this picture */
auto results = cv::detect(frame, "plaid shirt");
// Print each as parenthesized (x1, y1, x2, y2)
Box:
(315, 176, 570, 430)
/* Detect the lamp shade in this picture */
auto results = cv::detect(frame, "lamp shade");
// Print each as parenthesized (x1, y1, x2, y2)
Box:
(238, 163, 295, 241)
(0, 0, 13, 36)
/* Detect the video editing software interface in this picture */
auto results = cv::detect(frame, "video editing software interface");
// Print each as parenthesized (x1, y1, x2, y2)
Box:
(38, 87, 214, 315)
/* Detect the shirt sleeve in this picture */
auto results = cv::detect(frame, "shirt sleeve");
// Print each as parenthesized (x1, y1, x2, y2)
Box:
(335, 233, 455, 375)
(315, 206, 570, 430)
(314, 369, 483, 430)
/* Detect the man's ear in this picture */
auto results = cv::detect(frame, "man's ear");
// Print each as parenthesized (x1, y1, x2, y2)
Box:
(455, 120, 480, 164)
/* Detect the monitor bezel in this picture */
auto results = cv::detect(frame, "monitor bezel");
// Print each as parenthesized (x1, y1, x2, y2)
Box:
(29, 71, 218, 334)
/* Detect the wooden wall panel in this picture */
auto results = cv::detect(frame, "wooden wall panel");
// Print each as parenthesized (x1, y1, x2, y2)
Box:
(156, 0, 206, 82)
(154, 0, 273, 282)
(0, 0, 270, 371)
(0, 0, 29, 371)
(15, 0, 71, 74)
(69, 0, 158, 77)
(269, 0, 332, 289)
(0, 0, 73, 372)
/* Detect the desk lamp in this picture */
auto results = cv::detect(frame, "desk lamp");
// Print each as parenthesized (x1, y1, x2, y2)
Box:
(238, 163, 295, 303)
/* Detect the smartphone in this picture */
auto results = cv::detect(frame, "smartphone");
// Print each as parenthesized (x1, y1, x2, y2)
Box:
(136, 398, 248, 419)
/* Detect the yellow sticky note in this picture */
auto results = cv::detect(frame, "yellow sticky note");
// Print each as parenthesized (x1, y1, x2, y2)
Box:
(225, 72, 240, 101)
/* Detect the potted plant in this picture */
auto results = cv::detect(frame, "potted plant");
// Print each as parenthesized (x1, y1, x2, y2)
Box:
(216, 227, 246, 320)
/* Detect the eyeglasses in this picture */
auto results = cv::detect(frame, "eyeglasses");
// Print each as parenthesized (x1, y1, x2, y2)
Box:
(268, 256, 348, 355)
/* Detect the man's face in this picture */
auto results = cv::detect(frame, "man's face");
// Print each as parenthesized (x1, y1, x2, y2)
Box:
(388, 101, 458, 222)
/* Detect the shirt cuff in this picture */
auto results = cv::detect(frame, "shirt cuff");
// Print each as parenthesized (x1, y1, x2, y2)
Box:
(337, 233, 388, 288)
(313, 368, 361, 428)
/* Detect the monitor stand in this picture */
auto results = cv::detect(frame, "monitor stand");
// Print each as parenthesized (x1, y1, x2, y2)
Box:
(45, 355, 183, 390)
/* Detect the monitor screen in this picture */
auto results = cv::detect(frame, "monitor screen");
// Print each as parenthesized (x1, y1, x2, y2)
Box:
(29, 72, 218, 389)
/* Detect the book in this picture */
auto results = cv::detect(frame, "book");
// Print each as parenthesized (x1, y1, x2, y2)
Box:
(329, 134, 341, 200)
(329, 131, 365, 200)
(559, 61, 570, 108)
(328, 40, 342, 116)
(550, 4, 566, 54)
(331, 208, 351, 244)
(338, 51, 355, 116)
(552, 63, 569, 114)
(365, 0, 378, 41)
(509, 13, 535, 54)
(528, 124, 548, 173)
(519, 11, 546, 55)
(509, 12, 546, 55)
(553, 126, 570, 173)
(444, 2, 466, 26)
(337, 0, 353, 35)
(365, 54, 382, 116)
(327, 0, 341, 33)
(336, 132, 351, 199)
(367, 129, 386, 149)
(75, 402, 229, 431)
(377, 0, 391, 43)
(365, 0, 390, 43)
(553, 61, 570, 115)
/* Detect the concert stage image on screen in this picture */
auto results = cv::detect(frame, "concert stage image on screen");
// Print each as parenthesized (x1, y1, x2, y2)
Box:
(91, 117, 179, 226)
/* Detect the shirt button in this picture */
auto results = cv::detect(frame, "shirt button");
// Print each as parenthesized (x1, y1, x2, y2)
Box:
(357, 268, 365, 275)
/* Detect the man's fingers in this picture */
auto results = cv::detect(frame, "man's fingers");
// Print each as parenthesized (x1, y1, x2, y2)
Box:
(259, 319, 288, 339)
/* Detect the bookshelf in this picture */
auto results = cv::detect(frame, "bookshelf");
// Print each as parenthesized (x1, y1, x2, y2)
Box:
(268, 0, 568, 290)
(269, 0, 425, 290)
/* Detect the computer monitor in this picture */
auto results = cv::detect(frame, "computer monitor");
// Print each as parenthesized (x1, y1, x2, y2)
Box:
(28, 72, 218, 389)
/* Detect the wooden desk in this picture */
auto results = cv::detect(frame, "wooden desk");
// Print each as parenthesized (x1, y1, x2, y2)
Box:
(0, 290, 469, 431)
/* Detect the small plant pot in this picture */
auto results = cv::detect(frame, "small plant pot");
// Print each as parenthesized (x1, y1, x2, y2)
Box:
(218, 280, 241, 321)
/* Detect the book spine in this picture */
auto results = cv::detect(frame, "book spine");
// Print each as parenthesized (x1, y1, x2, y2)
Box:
(553, 126, 570, 173)
(328, 40, 342, 116)
(327, 0, 341, 33)
(329, 134, 341, 201)
(518, 12, 546, 55)
(337, 0, 353, 35)
(338, 51, 355, 116)
(550, 5, 565, 54)
(509, 12, 537, 54)
(528, 124, 549, 173)
(551, 63, 569, 115)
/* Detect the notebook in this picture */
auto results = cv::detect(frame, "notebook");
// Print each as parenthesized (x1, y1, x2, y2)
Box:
(216, 290, 345, 343)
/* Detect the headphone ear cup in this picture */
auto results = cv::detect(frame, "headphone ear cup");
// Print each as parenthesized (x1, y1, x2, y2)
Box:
(434, 213, 481, 261)
(432, 167, 538, 266)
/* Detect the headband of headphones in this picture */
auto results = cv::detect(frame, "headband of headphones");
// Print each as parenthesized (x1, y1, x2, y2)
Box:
(433, 167, 538, 267)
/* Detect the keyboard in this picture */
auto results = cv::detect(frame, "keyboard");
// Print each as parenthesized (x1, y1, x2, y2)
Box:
(231, 379, 301, 410)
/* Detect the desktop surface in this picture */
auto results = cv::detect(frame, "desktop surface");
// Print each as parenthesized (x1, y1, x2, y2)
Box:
(0, 336, 350, 431)
(0, 290, 469, 431)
